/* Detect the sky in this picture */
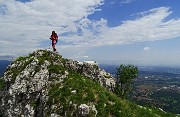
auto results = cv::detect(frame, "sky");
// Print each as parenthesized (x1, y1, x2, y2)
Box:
(0, 0, 180, 66)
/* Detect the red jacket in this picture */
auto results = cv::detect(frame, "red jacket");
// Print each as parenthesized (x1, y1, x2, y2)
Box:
(50, 33, 58, 40)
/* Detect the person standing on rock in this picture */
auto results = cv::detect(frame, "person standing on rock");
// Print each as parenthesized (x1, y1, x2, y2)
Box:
(50, 30, 58, 52)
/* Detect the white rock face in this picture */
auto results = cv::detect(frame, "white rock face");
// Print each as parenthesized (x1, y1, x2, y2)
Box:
(78, 104, 89, 116)
(66, 60, 115, 91)
(83, 61, 98, 66)
(78, 104, 98, 117)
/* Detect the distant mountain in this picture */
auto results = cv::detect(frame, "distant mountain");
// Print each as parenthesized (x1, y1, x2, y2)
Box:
(138, 66, 180, 74)
(0, 60, 11, 77)
(100, 65, 180, 76)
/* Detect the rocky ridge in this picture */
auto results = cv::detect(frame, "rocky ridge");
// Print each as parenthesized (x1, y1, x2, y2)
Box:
(0, 49, 115, 117)
(0, 49, 177, 117)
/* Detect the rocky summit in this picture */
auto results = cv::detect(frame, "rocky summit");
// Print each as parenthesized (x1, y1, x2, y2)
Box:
(0, 49, 115, 117)
(0, 49, 177, 117)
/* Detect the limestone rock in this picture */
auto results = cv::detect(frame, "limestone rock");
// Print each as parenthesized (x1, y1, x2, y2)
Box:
(78, 104, 89, 117)
(0, 49, 115, 117)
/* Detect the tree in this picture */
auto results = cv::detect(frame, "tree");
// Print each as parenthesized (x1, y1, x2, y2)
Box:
(114, 64, 138, 98)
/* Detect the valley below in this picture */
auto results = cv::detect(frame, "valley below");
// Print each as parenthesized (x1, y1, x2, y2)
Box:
(101, 65, 180, 114)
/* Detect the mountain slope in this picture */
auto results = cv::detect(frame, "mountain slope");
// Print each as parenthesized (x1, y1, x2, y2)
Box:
(0, 49, 177, 117)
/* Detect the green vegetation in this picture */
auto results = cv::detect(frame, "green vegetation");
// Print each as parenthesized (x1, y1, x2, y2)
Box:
(36, 51, 52, 64)
(48, 64, 65, 75)
(47, 70, 176, 117)
(0, 50, 179, 117)
(114, 64, 138, 98)
(130, 77, 180, 114)
(151, 90, 180, 114)
(15, 56, 29, 62)
(0, 79, 4, 90)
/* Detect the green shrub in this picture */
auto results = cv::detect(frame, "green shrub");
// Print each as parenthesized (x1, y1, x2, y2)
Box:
(48, 65, 65, 75)
(15, 56, 29, 62)
(0, 79, 4, 90)
(114, 64, 138, 98)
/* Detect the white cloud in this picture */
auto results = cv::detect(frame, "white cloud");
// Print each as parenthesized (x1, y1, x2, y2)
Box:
(0, 0, 104, 56)
(60, 7, 180, 48)
(83, 56, 89, 58)
(0, 0, 180, 61)
(119, 0, 135, 4)
(96, 7, 180, 46)
(143, 47, 151, 51)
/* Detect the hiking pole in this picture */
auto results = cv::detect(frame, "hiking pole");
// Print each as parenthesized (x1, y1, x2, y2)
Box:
(49, 39, 51, 50)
